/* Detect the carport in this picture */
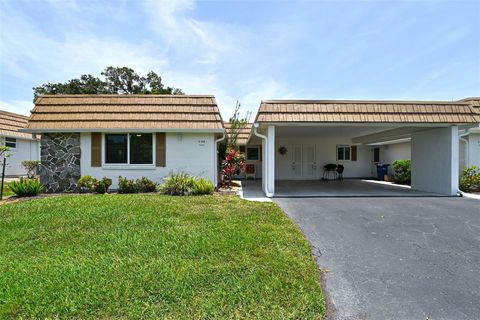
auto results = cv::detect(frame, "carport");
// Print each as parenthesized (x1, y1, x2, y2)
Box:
(248, 99, 480, 197)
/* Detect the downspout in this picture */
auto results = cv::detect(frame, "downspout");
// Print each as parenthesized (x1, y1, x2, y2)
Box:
(457, 130, 470, 196)
(253, 123, 273, 197)
(214, 130, 226, 187)
(459, 131, 470, 169)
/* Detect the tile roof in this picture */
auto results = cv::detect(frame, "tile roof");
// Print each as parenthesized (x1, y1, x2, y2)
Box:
(224, 122, 252, 145)
(26, 95, 224, 132)
(459, 97, 480, 113)
(255, 100, 480, 124)
(0, 110, 36, 140)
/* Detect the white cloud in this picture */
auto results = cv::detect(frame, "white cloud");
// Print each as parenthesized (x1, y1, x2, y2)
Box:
(0, 99, 34, 116)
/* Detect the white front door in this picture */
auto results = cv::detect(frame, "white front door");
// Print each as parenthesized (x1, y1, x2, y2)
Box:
(303, 144, 317, 179)
(292, 144, 303, 178)
(291, 144, 317, 179)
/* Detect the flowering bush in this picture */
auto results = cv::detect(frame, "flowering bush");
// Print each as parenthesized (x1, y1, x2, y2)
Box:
(460, 166, 480, 192)
(222, 148, 246, 187)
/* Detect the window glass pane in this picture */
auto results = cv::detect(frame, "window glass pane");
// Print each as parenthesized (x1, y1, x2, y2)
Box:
(130, 133, 153, 164)
(247, 147, 259, 160)
(344, 147, 351, 160)
(337, 147, 344, 160)
(105, 134, 127, 163)
(5, 137, 16, 148)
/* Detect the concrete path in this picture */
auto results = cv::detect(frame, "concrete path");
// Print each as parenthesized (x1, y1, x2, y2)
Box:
(274, 197, 480, 320)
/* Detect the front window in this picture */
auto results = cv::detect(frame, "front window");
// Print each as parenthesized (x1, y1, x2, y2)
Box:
(5, 137, 16, 149)
(105, 133, 153, 165)
(246, 147, 259, 160)
(130, 133, 153, 164)
(337, 146, 351, 161)
(105, 134, 128, 164)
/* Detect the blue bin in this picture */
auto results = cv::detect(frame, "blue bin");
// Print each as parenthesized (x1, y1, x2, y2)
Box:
(376, 164, 390, 181)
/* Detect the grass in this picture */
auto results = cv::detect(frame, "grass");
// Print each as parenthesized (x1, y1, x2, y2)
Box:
(0, 182, 14, 199)
(0, 194, 325, 319)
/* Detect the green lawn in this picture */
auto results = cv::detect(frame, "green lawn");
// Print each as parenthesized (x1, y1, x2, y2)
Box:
(0, 195, 325, 319)
(1, 182, 14, 199)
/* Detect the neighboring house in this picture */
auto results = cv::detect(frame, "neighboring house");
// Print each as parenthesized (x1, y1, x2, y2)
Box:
(458, 98, 480, 172)
(23, 95, 224, 193)
(245, 99, 480, 196)
(0, 110, 40, 177)
(224, 122, 262, 179)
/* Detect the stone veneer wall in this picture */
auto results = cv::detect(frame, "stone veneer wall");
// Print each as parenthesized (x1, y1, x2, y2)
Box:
(40, 133, 81, 193)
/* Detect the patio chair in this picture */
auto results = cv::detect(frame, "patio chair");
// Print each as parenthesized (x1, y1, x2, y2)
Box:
(245, 164, 256, 180)
(336, 164, 344, 180)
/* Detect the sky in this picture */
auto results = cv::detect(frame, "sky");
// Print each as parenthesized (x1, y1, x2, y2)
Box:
(0, 0, 479, 119)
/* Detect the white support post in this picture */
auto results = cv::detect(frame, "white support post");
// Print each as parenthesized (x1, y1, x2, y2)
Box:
(411, 126, 459, 195)
(267, 125, 275, 196)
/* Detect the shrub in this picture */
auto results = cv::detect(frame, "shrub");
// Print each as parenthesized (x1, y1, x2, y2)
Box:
(392, 160, 411, 185)
(78, 176, 112, 194)
(222, 148, 245, 187)
(9, 178, 44, 197)
(135, 177, 157, 193)
(21, 160, 41, 179)
(460, 166, 480, 192)
(78, 175, 95, 192)
(118, 176, 138, 194)
(159, 172, 196, 196)
(93, 177, 112, 194)
(192, 178, 215, 195)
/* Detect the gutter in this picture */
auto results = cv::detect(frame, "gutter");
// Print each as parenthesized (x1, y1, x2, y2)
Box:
(253, 123, 273, 197)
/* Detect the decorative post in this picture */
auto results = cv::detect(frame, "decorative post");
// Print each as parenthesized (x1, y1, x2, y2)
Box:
(0, 146, 10, 200)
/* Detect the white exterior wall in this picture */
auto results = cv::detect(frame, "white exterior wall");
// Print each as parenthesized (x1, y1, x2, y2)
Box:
(411, 126, 459, 195)
(80, 132, 216, 189)
(467, 133, 480, 168)
(275, 137, 373, 179)
(381, 142, 411, 175)
(1, 137, 40, 176)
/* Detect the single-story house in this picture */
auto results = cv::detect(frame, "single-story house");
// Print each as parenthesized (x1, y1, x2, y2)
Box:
(23, 95, 224, 192)
(0, 110, 40, 177)
(246, 99, 480, 196)
(22, 95, 480, 196)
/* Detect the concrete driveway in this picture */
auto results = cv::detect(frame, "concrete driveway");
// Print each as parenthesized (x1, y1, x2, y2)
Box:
(274, 197, 480, 320)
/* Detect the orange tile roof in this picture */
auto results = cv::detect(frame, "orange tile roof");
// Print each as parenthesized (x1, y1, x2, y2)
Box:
(26, 95, 224, 132)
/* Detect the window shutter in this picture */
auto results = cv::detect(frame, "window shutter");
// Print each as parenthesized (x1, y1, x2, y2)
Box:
(351, 146, 357, 161)
(91, 133, 102, 167)
(156, 133, 166, 167)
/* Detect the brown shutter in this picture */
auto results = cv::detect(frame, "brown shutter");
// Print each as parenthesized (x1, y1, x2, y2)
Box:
(351, 146, 357, 161)
(156, 133, 166, 167)
(91, 133, 102, 167)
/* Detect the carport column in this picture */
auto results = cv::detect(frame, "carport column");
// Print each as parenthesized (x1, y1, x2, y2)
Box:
(411, 126, 459, 195)
(267, 125, 275, 196)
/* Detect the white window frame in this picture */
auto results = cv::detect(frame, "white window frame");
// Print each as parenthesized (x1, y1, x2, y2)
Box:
(246, 146, 260, 161)
(5, 137, 17, 149)
(102, 133, 156, 169)
(337, 145, 351, 161)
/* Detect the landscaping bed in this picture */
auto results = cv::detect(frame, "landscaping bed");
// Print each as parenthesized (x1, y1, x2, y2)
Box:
(0, 194, 325, 319)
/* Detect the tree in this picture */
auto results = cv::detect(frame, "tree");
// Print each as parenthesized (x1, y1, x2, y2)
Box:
(226, 101, 251, 150)
(33, 66, 184, 99)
